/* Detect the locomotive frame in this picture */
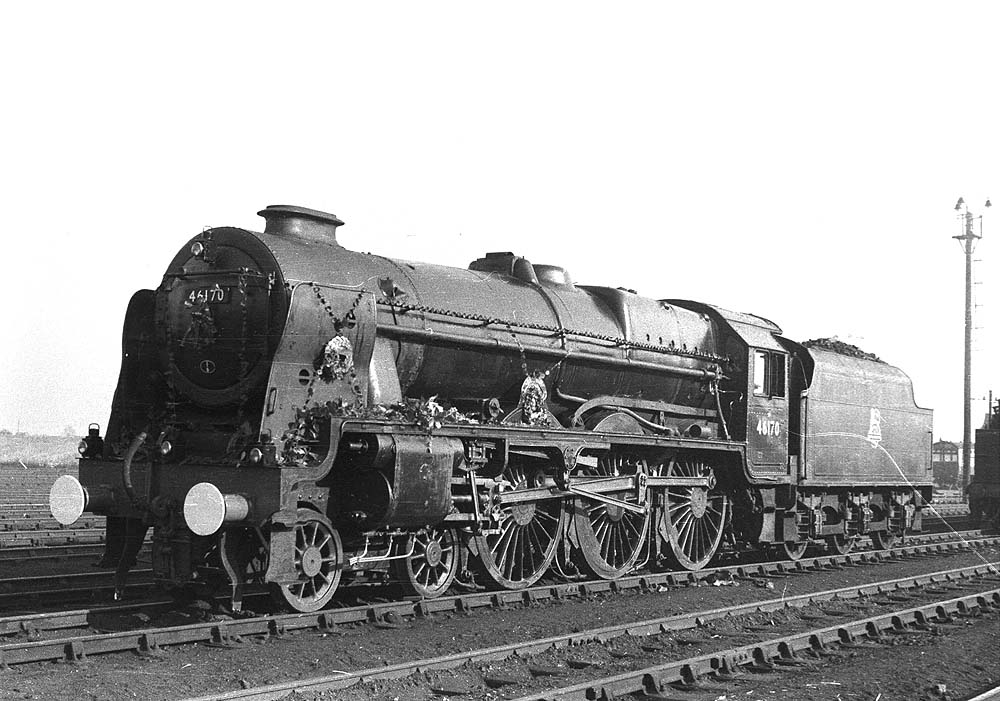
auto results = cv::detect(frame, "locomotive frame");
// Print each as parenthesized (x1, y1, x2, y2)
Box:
(50, 205, 934, 613)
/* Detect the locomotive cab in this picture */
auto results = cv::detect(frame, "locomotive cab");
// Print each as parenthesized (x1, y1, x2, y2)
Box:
(666, 301, 792, 478)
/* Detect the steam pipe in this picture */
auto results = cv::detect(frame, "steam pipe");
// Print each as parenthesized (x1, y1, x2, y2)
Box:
(122, 431, 147, 506)
(712, 380, 731, 440)
(378, 325, 722, 380)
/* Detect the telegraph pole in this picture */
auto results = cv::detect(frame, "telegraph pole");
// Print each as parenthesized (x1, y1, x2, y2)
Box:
(953, 197, 989, 491)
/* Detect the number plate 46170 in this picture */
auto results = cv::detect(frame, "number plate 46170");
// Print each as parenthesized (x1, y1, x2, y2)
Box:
(187, 286, 229, 305)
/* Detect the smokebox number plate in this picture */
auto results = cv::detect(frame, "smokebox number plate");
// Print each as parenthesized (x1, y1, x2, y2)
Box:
(187, 286, 230, 305)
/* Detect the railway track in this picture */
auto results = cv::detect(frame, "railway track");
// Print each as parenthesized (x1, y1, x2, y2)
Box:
(0, 501, 105, 548)
(0, 527, 989, 614)
(172, 564, 1000, 700)
(510, 589, 1000, 701)
(1, 531, 996, 668)
(0, 568, 156, 608)
(0, 503, 960, 542)
(0, 542, 116, 567)
(0, 527, 106, 548)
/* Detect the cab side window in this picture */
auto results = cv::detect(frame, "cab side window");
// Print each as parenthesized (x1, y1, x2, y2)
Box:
(753, 350, 786, 398)
(753, 350, 768, 395)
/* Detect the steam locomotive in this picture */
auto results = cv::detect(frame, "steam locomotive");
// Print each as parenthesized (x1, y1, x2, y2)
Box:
(50, 205, 933, 613)
(969, 397, 1000, 528)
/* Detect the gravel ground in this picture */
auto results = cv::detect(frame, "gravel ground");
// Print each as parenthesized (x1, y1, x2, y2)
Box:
(2, 545, 997, 701)
(354, 604, 1000, 701)
(712, 617, 1000, 701)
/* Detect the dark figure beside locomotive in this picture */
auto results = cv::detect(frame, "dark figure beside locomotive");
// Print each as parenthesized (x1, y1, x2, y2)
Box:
(50, 205, 934, 613)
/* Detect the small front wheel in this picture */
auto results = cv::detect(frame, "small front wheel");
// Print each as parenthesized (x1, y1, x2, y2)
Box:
(392, 527, 459, 599)
(270, 509, 343, 612)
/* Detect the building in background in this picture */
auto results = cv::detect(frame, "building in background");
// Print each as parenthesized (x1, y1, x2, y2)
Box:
(932, 440, 961, 489)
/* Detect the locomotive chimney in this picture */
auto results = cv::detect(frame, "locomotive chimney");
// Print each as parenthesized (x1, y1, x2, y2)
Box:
(258, 205, 345, 245)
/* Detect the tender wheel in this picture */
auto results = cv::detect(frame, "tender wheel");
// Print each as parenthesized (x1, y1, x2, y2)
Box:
(571, 452, 651, 579)
(392, 527, 459, 599)
(271, 509, 343, 612)
(871, 530, 897, 550)
(473, 463, 567, 589)
(658, 457, 728, 570)
(776, 500, 809, 561)
(779, 540, 808, 561)
(825, 534, 854, 555)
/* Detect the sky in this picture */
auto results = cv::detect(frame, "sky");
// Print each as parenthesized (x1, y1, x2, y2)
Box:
(1, 2, 998, 441)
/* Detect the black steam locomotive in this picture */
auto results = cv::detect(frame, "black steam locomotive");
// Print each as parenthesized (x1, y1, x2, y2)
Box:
(50, 205, 934, 613)
(969, 397, 1000, 528)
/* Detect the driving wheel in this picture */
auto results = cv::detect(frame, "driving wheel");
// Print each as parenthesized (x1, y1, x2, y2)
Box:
(658, 457, 728, 570)
(473, 463, 567, 589)
(571, 452, 650, 579)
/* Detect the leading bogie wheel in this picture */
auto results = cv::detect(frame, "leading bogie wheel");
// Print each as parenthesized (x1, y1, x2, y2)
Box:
(473, 463, 567, 589)
(392, 527, 459, 599)
(271, 508, 343, 612)
(658, 456, 728, 571)
(571, 452, 651, 580)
